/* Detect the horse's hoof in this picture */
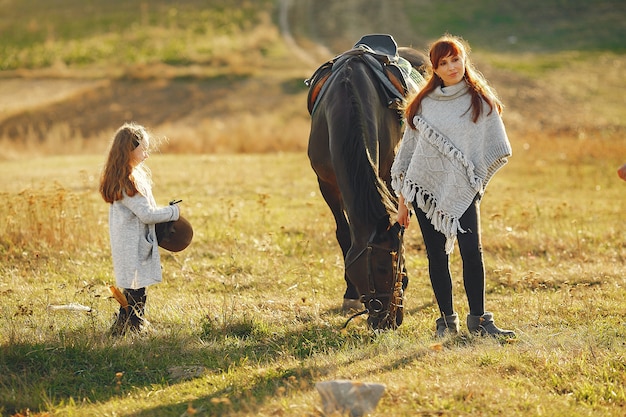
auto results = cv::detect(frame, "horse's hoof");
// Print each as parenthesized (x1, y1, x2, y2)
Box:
(341, 298, 363, 314)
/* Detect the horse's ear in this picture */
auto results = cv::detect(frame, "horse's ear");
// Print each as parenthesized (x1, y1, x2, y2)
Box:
(389, 221, 402, 234)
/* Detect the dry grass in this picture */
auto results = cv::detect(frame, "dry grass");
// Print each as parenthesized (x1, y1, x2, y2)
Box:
(0, 129, 625, 415)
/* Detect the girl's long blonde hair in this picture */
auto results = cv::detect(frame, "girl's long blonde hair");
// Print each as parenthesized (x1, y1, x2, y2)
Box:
(404, 34, 503, 129)
(99, 122, 152, 203)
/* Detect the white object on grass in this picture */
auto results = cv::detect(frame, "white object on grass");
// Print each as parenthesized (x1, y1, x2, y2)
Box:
(47, 303, 92, 312)
(315, 379, 386, 417)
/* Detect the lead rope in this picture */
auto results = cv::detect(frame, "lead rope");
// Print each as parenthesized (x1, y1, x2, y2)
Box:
(342, 246, 373, 329)
(387, 226, 405, 326)
(341, 308, 369, 329)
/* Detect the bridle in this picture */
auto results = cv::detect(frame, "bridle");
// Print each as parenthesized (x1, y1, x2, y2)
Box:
(343, 225, 405, 329)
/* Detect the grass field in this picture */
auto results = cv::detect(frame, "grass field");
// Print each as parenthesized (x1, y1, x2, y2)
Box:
(1, 0, 626, 416)
(1, 134, 625, 416)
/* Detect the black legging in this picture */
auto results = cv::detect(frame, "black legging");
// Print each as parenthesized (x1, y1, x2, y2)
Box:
(413, 195, 485, 317)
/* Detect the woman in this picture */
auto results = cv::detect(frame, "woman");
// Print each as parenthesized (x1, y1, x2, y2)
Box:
(391, 34, 515, 338)
(99, 122, 180, 336)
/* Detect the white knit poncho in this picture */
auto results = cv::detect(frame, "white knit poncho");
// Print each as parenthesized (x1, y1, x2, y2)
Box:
(391, 80, 512, 253)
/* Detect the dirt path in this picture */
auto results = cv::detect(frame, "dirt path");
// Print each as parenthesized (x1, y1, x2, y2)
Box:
(0, 79, 107, 120)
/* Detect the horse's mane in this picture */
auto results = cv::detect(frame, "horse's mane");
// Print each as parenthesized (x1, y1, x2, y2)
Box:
(338, 58, 398, 226)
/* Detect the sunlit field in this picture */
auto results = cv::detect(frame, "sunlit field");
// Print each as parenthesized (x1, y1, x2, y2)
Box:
(1, 129, 625, 416)
(1, 0, 625, 416)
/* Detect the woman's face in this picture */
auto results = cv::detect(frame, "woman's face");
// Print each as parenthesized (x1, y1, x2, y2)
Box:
(130, 140, 149, 167)
(435, 53, 465, 87)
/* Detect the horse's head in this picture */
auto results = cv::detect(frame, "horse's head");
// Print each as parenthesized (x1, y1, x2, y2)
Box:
(398, 47, 431, 79)
(345, 216, 406, 330)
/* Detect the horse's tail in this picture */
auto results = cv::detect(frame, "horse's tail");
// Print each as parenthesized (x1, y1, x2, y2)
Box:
(339, 59, 398, 225)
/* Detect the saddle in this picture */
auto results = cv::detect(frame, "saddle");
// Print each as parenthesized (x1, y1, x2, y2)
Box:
(305, 34, 424, 116)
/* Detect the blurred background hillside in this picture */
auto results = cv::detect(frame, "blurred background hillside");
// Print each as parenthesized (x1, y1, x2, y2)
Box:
(0, 0, 624, 156)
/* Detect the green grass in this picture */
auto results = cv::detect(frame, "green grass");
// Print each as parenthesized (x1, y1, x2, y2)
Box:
(287, 0, 625, 54)
(0, 136, 625, 415)
(0, 0, 278, 70)
(403, 0, 626, 53)
(2, 0, 624, 71)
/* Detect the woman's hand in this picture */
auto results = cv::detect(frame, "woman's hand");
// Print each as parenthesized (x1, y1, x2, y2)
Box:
(397, 195, 410, 228)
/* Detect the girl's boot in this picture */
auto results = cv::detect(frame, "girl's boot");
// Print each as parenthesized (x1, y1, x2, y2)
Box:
(109, 288, 147, 336)
(109, 305, 129, 337)
(467, 312, 515, 338)
(124, 288, 147, 333)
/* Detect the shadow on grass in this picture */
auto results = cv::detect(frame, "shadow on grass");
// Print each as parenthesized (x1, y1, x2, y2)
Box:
(0, 313, 439, 416)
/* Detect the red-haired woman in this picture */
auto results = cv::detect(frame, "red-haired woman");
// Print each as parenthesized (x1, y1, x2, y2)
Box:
(391, 34, 515, 338)
(99, 122, 180, 336)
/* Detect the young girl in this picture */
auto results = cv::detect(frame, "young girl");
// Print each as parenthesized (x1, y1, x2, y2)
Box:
(391, 34, 515, 338)
(99, 122, 180, 336)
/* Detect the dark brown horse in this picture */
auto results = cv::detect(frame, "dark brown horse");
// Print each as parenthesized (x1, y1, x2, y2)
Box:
(307, 35, 428, 329)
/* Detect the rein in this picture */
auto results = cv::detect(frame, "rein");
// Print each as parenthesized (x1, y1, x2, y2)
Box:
(342, 226, 405, 329)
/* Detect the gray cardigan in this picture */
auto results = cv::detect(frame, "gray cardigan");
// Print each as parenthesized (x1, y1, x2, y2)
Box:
(109, 190, 179, 289)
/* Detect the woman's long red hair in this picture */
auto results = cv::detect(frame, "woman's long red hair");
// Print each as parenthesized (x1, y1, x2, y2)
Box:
(404, 34, 502, 129)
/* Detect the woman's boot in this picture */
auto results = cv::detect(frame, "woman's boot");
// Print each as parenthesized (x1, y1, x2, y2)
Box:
(435, 313, 459, 337)
(467, 312, 515, 337)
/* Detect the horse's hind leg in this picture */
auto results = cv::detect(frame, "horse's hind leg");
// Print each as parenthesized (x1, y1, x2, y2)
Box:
(316, 178, 360, 306)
